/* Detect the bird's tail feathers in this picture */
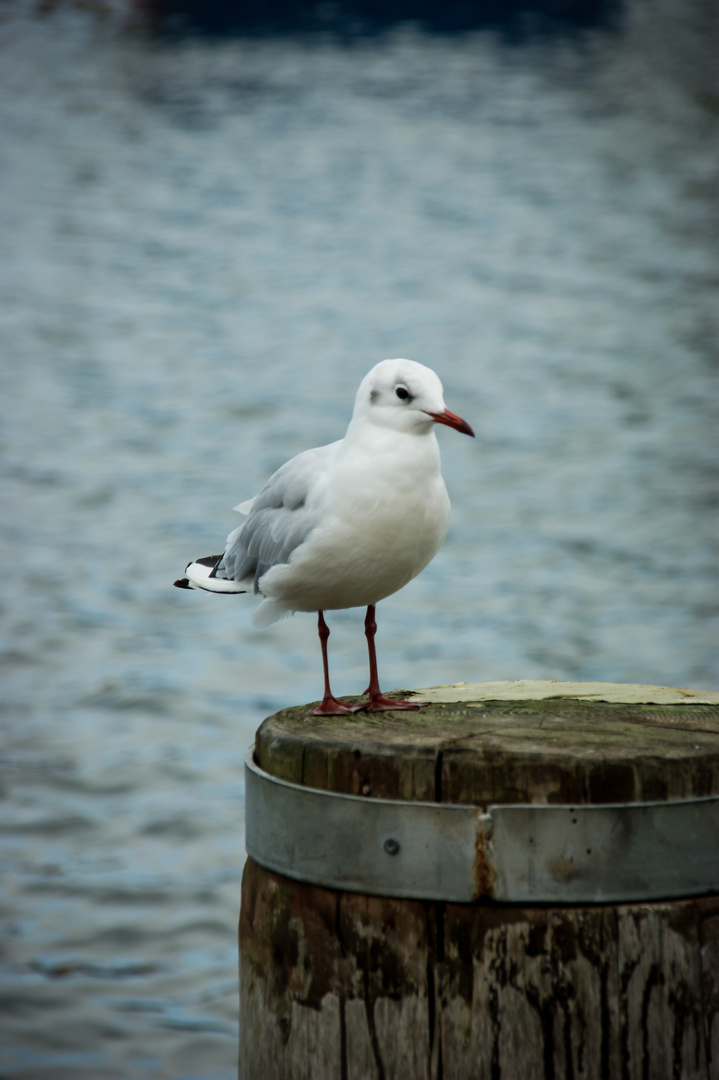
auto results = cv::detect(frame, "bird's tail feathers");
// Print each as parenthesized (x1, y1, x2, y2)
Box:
(233, 497, 256, 515)
(174, 556, 247, 595)
(252, 599, 290, 628)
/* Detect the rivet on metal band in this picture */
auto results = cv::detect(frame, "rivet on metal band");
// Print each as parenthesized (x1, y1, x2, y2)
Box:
(244, 750, 719, 904)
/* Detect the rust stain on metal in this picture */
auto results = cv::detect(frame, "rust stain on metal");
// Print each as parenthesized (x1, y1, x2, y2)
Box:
(546, 856, 578, 882)
(473, 819, 496, 899)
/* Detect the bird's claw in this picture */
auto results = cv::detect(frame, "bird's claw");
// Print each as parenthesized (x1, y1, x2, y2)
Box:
(310, 697, 363, 716)
(358, 695, 431, 712)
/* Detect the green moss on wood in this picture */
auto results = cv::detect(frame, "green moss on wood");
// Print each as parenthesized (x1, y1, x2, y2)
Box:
(255, 698, 719, 806)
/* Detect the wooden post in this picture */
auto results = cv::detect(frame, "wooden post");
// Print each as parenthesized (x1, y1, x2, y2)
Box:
(239, 683, 719, 1080)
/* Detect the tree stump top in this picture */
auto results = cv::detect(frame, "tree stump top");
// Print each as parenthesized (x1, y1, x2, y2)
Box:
(255, 680, 719, 807)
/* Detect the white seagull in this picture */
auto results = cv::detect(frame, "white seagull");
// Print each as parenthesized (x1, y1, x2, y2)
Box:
(175, 359, 474, 715)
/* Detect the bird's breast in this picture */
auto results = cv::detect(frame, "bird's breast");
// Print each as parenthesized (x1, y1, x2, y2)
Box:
(254, 434, 451, 613)
(259, 451, 451, 612)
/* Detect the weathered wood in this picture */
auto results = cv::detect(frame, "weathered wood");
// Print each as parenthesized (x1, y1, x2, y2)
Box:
(255, 698, 719, 805)
(616, 901, 708, 1080)
(240, 690, 719, 1079)
(698, 902, 719, 1080)
(240, 861, 719, 1080)
(440, 902, 623, 1080)
(239, 857, 434, 1080)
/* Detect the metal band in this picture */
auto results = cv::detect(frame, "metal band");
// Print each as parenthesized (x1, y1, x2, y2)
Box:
(244, 750, 719, 904)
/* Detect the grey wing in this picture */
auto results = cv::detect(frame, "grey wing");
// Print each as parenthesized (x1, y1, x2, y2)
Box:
(215, 441, 339, 593)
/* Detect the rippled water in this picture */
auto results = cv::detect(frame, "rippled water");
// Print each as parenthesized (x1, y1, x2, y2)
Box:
(1, 2, 717, 1076)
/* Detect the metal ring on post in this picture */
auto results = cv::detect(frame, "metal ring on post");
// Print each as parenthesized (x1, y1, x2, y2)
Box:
(244, 749, 719, 904)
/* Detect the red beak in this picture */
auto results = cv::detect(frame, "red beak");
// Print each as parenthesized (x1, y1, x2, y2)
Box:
(426, 408, 475, 438)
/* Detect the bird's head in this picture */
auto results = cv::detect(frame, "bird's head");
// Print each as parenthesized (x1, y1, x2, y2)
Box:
(353, 358, 475, 438)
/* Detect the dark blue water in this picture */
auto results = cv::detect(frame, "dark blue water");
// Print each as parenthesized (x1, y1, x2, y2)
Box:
(1, 1, 717, 1075)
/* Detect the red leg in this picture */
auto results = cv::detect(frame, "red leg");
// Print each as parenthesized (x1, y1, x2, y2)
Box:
(311, 611, 360, 716)
(359, 605, 429, 712)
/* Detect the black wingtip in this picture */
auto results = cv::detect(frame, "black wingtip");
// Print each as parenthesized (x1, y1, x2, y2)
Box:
(175, 555, 224, 591)
(198, 554, 224, 579)
(197, 555, 224, 567)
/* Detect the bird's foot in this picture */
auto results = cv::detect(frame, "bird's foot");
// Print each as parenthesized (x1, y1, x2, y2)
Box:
(310, 696, 363, 716)
(359, 694, 430, 712)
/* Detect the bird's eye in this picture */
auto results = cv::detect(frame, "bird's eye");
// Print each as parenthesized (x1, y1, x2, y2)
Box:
(395, 386, 411, 401)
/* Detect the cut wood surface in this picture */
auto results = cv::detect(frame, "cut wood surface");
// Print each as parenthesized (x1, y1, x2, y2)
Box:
(255, 690, 719, 806)
(411, 680, 719, 705)
(241, 684, 719, 1079)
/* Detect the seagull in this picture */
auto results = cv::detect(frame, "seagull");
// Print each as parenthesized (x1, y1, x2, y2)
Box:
(175, 359, 474, 715)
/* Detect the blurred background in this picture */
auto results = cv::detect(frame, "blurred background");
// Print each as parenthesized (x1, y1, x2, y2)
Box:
(1, 0, 717, 1075)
